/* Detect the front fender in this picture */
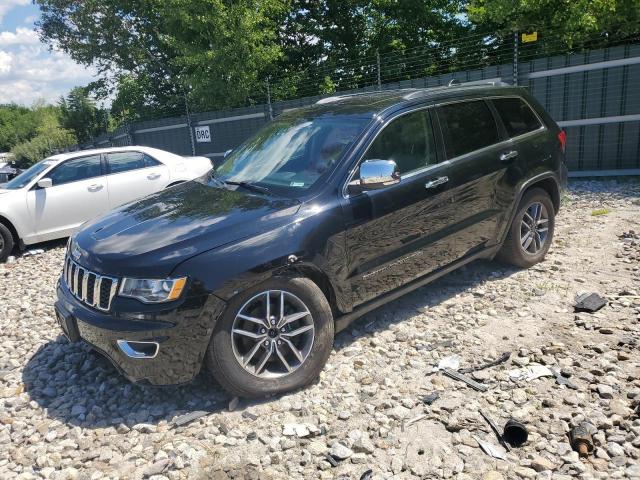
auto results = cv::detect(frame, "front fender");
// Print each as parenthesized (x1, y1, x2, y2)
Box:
(170, 201, 352, 314)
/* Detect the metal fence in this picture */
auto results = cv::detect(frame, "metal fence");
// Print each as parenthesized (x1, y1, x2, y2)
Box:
(84, 39, 640, 176)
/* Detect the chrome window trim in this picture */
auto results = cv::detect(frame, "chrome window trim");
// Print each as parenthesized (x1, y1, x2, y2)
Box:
(342, 95, 547, 198)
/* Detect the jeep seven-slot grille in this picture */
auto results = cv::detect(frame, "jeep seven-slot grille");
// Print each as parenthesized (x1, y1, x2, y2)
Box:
(63, 256, 118, 311)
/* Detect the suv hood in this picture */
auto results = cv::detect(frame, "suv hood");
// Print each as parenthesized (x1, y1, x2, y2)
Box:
(73, 181, 300, 277)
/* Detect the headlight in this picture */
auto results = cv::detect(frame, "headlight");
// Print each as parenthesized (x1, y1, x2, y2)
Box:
(119, 277, 187, 303)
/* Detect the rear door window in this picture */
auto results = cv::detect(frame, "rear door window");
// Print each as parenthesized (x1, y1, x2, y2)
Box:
(107, 152, 146, 174)
(493, 97, 543, 137)
(48, 155, 102, 186)
(363, 109, 437, 174)
(437, 100, 500, 159)
(143, 154, 161, 167)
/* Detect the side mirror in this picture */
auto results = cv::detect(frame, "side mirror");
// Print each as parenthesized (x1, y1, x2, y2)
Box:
(348, 159, 400, 194)
(37, 178, 53, 189)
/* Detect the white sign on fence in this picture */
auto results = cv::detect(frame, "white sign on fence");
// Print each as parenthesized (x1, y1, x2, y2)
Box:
(194, 125, 211, 143)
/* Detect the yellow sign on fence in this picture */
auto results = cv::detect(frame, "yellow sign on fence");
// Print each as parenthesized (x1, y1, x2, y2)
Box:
(522, 32, 538, 43)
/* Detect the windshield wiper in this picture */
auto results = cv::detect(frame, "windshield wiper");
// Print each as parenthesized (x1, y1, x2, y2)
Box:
(224, 180, 271, 195)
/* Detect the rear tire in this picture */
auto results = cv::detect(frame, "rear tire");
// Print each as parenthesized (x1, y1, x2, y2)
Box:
(496, 188, 555, 268)
(206, 276, 334, 398)
(0, 223, 15, 263)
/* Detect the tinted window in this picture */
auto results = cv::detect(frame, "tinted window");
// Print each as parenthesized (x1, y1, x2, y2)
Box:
(143, 154, 161, 167)
(107, 152, 146, 174)
(493, 97, 542, 137)
(437, 100, 499, 158)
(363, 110, 437, 174)
(48, 155, 102, 186)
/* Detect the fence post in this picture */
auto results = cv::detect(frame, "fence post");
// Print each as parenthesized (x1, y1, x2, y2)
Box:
(126, 123, 135, 146)
(513, 31, 519, 86)
(183, 90, 196, 156)
(376, 49, 382, 90)
(266, 77, 274, 120)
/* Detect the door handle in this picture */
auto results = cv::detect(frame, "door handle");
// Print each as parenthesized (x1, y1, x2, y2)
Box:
(87, 184, 103, 192)
(147, 173, 161, 180)
(500, 150, 519, 162)
(425, 176, 449, 189)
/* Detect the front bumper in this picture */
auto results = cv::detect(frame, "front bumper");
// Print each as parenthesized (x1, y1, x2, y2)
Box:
(55, 279, 226, 385)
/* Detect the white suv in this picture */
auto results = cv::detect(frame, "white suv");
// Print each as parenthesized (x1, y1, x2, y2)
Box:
(0, 146, 213, 261)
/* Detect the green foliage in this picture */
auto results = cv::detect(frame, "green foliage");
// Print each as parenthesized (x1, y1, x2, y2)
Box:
(10, 110, 76, 167)
(35, 0, 473, 121)
(0, 105, 41, 152)
(34, 0, 640, 132)
(467, 0, 640, 44)
(58, 87, 109, 143)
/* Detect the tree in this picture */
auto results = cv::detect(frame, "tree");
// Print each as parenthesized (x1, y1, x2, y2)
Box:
(0, 105, 40, 152)
(36, 0, 289, 115)
(467, 0, 640, 46)
(10, 110, 76, 167)
(58, 87, 108, 143)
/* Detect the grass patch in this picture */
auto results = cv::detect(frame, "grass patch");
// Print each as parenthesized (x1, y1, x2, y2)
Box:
(591, 208, 611, 216)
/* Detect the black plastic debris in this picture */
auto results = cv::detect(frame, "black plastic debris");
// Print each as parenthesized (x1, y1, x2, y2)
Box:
(360, 469, 373, 480)
(242, 411, 259, 421)
(479, 409, 510, 452)
(441, 368, 488, 392)
(574, 292, 607, 313)
(503, 419, 528, 447)
(421, 392, 440, 405)
(172, 410, 209, 428)
(324, 453, 339, 467)
(460, 352, 511, 374)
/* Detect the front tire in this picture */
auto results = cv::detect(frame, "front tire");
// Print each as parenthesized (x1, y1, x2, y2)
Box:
(206, 277, 334, 398)
(496, 188, 555, 268)
(0, 223, 15, 263)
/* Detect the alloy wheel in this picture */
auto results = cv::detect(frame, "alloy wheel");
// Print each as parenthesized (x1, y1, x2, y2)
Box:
(231, 290, 315, 379)
(520, 201, 549, 254)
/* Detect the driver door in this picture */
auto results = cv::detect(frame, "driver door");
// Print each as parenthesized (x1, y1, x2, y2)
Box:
(26, 154, 109, 242)
(341, 108, 459, 306)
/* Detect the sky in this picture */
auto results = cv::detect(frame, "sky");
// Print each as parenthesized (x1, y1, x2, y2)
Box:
(0, 0, 98, 106)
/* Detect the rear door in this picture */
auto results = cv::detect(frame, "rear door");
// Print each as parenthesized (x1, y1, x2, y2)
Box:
(434, 99, 509, 257)
(105, 151, 169, 208)
(26, 154, 108, 241)
(342, 107, 460, 306)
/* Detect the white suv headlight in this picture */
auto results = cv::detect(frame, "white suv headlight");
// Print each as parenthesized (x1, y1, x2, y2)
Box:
(119, 277, 187, 303)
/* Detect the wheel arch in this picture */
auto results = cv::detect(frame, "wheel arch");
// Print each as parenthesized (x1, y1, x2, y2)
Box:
(497, 172, 561, 249)
(277, 262, 343, 317)
(523, 176, 560, 213)
(0, 214, 20, 244)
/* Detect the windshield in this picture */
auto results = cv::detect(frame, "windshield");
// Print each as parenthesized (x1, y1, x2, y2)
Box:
(213, 112, 370, 195)
(3, 159, 55, 190)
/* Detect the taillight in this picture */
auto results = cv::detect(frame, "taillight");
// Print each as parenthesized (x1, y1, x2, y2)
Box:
(557, 130, 566, 154)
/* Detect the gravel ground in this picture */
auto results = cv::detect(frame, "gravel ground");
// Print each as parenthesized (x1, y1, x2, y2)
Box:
(1, 179, 639, 480)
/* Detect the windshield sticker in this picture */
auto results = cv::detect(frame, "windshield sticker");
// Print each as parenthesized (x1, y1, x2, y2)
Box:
(290, 182, 305, 187)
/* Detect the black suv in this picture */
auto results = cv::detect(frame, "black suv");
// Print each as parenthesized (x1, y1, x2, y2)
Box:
(55, 83, 567, 397)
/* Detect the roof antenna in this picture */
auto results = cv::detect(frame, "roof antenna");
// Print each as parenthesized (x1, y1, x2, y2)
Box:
(448, 78, 460, 87)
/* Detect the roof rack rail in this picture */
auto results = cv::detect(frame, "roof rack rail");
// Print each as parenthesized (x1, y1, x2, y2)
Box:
(315, 91, 380, 105)
(402, 78, 509, 100)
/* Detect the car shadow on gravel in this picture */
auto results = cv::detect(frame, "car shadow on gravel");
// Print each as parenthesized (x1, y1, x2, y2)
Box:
(22, 336, 230, 430)
(22, 259, 517, 430)
(333, 259, 520, 350)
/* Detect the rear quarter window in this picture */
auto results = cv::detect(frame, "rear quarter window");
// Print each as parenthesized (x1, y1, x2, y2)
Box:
(437, 100, 500, 159)
(492, 97, 543, 138)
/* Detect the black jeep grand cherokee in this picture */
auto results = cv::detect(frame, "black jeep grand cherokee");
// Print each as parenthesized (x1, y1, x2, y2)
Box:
(56, 83, 567, 397)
